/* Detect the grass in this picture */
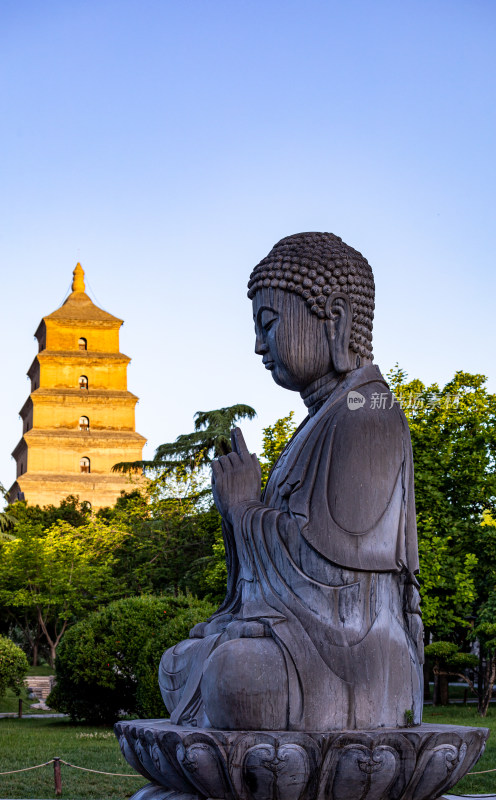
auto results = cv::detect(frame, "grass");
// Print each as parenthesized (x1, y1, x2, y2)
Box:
(0, 664, 56, 715)
(422, 704, 496, 796)
(0, 708, 493, 799)
(27, 665, 55, 677)
(0, 718, 147, 799)
(0, 685, 50, 716)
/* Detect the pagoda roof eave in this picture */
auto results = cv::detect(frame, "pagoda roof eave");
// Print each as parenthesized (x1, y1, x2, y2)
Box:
(34, 319, 46, 342)
(27, 350, 132, 377)
(43, 291, 123, 325)
(19, 396, 33, 419)
(21, 429, 147, 446)
(11, 437, 27, 460)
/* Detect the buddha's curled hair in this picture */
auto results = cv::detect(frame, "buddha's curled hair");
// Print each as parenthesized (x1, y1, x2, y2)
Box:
(248, 232, 374, 359)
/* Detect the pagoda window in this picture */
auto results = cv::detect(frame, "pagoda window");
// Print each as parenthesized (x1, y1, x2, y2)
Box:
(78, 337, 87, 350)
(80, 457, 90, 473)
(79, 375, 88, 390)
(79, 416, 90, 431)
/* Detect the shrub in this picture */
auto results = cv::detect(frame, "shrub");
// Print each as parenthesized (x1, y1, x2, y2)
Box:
(48, 594, 215, 723)
(424, 641, 459, 661)
(0, 636, 29, 698)
(424, 641, 478, 669)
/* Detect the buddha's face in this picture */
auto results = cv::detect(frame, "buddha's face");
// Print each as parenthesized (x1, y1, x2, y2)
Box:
(252, 288, 334, 391)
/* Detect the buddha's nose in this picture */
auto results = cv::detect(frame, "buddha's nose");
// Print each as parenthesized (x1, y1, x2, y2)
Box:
(255, 332, 267, 356)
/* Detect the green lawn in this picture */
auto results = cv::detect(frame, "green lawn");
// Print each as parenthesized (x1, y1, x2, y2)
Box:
(27, 665, 56, 677)
(0, 718, 147, 799)
(0, 665, 56, 715)
(0, 685, 50, 715)
(0, 709, 494, 800)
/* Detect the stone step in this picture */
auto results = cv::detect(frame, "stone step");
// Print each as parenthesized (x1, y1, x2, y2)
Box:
(25, 676, 55, 700)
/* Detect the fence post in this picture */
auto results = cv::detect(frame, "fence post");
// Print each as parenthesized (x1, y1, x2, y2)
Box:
(53, 757, 62, 796)
(18, 699, 22, 718)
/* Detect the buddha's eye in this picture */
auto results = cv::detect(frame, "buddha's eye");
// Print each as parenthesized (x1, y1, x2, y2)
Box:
(260, 310, 278, 332)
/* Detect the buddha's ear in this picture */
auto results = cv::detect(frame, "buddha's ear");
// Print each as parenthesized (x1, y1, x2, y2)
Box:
(324, 293, 352, 373)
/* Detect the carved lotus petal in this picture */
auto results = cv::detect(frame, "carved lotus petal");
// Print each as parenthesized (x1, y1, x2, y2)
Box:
(129, 785, 200, 800)
(243, 742, 310, 800)
(134, 738, 163, 784)
(177, 741, 230, 799)
(406, 744, 461, 800)
(151, 741, 194, 794)
(321, 744, 399, 800)
(118, 733, 152, 782)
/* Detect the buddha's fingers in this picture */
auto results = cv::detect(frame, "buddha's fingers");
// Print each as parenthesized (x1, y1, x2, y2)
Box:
(211, 460, 224, 481)
(251, 453, 261, 476)
(231, 427, 250, 460)
(226, 452, 241, 469)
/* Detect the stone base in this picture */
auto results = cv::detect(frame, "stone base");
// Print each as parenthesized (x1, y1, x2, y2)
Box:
(114, 719, 488, 800)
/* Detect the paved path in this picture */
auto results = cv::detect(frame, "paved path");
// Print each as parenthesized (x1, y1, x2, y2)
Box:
(443, 795, 496, 798)
(0, 712, 67, 719)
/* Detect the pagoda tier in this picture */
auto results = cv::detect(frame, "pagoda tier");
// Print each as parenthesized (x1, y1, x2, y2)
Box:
(9, 263, 146, 510)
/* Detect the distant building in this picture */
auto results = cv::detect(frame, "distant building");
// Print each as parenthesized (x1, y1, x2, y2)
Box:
(9, 263, 146, 509)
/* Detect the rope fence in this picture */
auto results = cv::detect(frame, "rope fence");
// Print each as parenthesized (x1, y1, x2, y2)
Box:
(59, 759, 143, 777)
(0, 761, 54, 775)
(0, 757, 142, 797)
(1, 756, 495, 797)
(0, 759, 141, 777)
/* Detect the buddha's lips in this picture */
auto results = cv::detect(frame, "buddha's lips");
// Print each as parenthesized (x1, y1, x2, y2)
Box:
(263, 360, 275, 370)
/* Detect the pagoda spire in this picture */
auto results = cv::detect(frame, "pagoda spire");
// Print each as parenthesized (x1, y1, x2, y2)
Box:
(72, 263, 85, 293)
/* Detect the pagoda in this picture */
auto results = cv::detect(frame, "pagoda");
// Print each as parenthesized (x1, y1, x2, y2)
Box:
(9, 264, 146, 510)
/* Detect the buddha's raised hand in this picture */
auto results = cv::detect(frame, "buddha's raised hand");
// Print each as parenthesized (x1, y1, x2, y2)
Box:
(211, 427, 261, 523)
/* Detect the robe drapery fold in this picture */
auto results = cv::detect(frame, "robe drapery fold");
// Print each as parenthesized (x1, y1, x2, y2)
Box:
(159, 365, 423, 731)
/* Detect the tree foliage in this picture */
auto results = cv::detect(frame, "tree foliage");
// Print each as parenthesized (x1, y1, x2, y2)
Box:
(113, 404, 257, 476)
(48, 594, 215, 722)
(259, 411, 297, 487)
(0, 635, 29, 698)
(0, 518, 128, 666)
(388, 367, 496, 641)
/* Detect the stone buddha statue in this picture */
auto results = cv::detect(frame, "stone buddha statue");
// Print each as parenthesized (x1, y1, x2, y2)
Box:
(159, 232, 424, 732)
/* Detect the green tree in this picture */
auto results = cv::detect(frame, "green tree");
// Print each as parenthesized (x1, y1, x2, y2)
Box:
(0, 518, 128, 666)
(7, 494, 91, 532)
(109, 406, 257, 599)
(388, 367, 496, 635)
(423, 640, 478, 706)
(0, 636, 29, 699)
(0, 483, 16, 541)
(195, 411, 299, 603)
(259, 411, 297, 487)
(112, 404, 256, 476)
(48, 594, 215, 722)
(97, 470, 221, 598)
(388, 367, 496, 712)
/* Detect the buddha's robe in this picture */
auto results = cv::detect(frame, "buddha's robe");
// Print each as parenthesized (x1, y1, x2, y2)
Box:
(159, 365, 423, 731)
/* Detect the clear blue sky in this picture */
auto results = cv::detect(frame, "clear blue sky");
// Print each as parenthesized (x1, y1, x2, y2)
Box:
(1, 0, 495, 493)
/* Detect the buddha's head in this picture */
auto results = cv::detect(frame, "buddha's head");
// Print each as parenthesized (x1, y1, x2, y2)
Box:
(248, 232, 375, 392)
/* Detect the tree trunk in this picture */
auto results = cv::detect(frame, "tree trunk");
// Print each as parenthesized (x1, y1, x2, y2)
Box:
(433, 669, 440, 705)
(478, 652, 496, 717)
(32, 642, 38, 667)
(478, 649, 484, 710)
(439, 675, 449, 705)
(37, 607, 67, 667)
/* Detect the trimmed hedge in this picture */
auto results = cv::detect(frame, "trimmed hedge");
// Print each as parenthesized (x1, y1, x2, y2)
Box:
(0, 636, 29, 698)
(48, 594, 215, 723)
